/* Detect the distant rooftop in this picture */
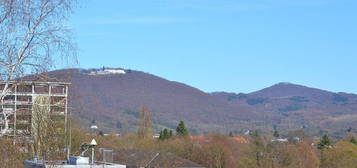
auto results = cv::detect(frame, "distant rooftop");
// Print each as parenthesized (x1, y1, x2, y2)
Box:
(24, 159, 126, 168)
(114, 149, 205, 168)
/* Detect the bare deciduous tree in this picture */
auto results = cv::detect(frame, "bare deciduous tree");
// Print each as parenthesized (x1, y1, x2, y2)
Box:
(32, 95, 66, 160)
(0, 0, 76, 136)
(137, 106, 152, 138)
(0, 138, 25, 168)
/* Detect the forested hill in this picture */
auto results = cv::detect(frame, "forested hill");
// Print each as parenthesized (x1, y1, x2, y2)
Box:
(36, 68, 357, 136)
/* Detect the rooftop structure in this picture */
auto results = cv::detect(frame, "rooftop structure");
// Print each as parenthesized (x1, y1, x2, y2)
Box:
(24, 159, 126, 168)
(0, 81, 70, 143)
(24, 139, 126, 168)
(90, 120, 99, 129)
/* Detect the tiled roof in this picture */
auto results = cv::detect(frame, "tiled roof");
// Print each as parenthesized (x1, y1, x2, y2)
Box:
(113, 149, 205, 168)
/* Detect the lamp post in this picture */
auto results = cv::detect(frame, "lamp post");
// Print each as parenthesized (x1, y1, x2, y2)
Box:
(90, 139, 97, 165)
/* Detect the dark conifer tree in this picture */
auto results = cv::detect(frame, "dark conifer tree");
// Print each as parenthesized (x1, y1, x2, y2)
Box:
(158, 130, 163, 140)
(350, 136, 357, 145)
(318, 134, 332, 150)
(229, 131, 234, 137)
(176, 121, 189, 136)
(273, 130, 280, 138)
(273, 125, 279, 138)
(169, 130, 173, 138)
(163, 129, 169, 139)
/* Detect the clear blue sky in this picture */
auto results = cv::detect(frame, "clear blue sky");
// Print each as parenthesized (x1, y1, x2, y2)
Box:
(69, 0, 357, 93)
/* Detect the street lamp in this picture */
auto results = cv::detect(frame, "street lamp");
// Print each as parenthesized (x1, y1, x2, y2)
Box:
(90, 139, 97, 165)
(79, 139, 97, 165)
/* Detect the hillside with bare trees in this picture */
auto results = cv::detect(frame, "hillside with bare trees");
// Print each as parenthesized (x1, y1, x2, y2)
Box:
(34, 68, 357, 136)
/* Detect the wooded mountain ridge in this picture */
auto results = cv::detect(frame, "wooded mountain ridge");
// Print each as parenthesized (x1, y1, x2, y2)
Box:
(34, 68, 357, 137)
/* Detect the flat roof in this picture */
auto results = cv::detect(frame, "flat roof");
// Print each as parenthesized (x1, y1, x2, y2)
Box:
(0, 81, 71, 85)
(24, 160, 126, 168)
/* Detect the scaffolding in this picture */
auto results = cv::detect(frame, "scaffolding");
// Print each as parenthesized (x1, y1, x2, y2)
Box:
(0, 81, 71, 156)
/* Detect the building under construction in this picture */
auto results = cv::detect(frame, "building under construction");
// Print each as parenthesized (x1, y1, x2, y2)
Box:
(0, 81, 70, 142)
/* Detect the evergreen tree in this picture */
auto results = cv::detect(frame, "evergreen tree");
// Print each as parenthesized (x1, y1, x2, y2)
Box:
(229, 131, 234, 137)
(273, 125, 279, 137)
(163, 129, 169, 139)
(169, 130, 173, 138)
(176, 121, 189, 136)
(251, 130, 259, 137)
(350, 136, 357, 145)
(159, 128, 173, 140)
(158, 130, 163, 140)
(347, 127, 353, 133)
(318, 134, 332, 150)
(273, 130, 280, 138)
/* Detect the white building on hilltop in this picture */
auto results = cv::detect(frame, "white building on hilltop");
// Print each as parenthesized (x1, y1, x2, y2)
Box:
(89, 68, 126, 75)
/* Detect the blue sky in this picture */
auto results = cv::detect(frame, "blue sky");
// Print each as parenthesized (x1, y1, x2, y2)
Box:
(69, 0, 357, 93)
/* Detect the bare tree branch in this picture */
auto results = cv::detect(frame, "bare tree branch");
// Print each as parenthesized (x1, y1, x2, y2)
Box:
(0, 0, 77, 140)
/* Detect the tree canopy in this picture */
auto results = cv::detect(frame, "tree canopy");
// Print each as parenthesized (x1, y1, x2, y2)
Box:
(176, 121, 189, 136)
(318, 134, 333, 150)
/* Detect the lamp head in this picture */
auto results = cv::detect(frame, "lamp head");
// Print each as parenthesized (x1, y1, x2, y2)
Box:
(90, 139, 97, 146)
